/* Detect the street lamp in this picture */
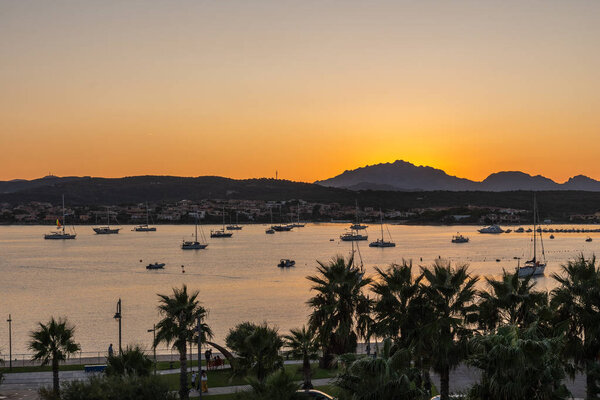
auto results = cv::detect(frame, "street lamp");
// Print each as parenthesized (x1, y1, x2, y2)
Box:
(113, 298, 122, 354)
(147, 324, 156, 375)
(197, 317, 202, 400)
(6, 314, 12, 371)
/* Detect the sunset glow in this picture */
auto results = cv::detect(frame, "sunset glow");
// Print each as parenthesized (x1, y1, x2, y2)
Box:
(1, 1, 599, 182)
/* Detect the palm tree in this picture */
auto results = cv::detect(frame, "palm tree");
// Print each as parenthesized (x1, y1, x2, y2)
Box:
(106, 345, 153, 377)
(284, 326, 320, 389)
(420, 260, 479, 400)
(29, 317, 80, 395)
(155, 285, 212, 400)
(335, 338, 427, 400)
(372, 261, 423, 343)
(235, 369, 301, 400)
(307, 255, 372, 367)
(226, 322, 283, 383)
(551, 255, 600, 400)
(477, 269, 547, 332)
(468, 324, 570, 400)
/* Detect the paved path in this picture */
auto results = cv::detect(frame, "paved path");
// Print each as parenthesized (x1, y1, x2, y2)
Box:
(0, 361, 588, 399)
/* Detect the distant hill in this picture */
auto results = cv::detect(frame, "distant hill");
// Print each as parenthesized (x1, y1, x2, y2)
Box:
(316, 160, 600, 192)
(3, 174, 600, 219)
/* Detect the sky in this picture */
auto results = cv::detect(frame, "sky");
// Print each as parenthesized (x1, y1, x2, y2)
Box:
(1, 0, 599, 183)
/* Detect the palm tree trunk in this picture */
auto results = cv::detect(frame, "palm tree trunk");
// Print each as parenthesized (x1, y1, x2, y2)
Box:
(179, 346, 189, 400)
(586, 362, 599, 400)
(52, 357, 59, 395)
(302, 355, 313, 389)
(440, 364, 450, 400)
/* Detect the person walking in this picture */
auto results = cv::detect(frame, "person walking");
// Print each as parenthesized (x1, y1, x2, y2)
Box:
(191, 370, 197, 392)
(201, 370, 208, 393)
(108, 343, 114, 357)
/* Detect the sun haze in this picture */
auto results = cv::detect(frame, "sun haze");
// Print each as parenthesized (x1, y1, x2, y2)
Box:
(1, 1, 599, 182)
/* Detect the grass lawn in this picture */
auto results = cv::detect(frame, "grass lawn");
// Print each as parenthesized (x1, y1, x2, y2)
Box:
(161, 363, 340, 391)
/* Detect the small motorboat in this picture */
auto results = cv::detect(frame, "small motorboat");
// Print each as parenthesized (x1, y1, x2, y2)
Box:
(146, 262, 165, 270)
(265, 228, 275, 234)
(278, 259, 295, 268)
(451, 233, 469, 243)
(549, 234, 555, 239)
(586, 237, 593, 242)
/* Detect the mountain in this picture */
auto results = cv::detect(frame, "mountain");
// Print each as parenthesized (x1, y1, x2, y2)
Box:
(315, 160, 478, 191)
(316, 160, 600, 192)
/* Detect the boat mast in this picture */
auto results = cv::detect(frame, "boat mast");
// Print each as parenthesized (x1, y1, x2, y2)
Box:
(532, 194, 537, 263)
(146, 202, 150, 226)
(62, 194, 66, 234)
(380, 208, 384, 242)
(195, 215, 198, 242)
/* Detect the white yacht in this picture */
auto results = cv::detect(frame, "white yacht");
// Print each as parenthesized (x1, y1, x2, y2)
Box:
(478, 225, 504, 234)
(44, 195, 76, 240)
(518, 196, 546, 278)
(340, 231, 368, 241)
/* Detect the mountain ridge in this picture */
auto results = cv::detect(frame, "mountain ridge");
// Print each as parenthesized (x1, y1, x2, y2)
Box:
(315, 160, 600, 192)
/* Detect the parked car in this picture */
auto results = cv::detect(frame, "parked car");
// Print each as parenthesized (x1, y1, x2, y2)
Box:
(297, 389, 336, 399)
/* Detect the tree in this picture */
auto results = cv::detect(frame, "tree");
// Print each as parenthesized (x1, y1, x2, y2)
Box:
(226, 322, 283, 383)
(468, 324, 570, 400)
(29, 317, 80, 396)
(284, 326, 320, 389)
(477, 269, 548, 332)
(307, 255, 372, 367)
(551, 255, 600, 400)
(154, 285, 212, 400)
(234, 369, 301, 400)
(105, 345, 153, 377)
(335, 338, 427, 400)
(420, 261, 479, 400)
(372, 261, 423, 342)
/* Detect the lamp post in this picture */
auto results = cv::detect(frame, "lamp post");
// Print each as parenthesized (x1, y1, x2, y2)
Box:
(197, 317, 202, 400)
(147, 324, 156, 375)
(113, 298, 122, 354)
(7, 314, 12, 371)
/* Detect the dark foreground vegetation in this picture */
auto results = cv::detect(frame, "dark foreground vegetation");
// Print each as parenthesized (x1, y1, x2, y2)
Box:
(8, 254, 600, 400)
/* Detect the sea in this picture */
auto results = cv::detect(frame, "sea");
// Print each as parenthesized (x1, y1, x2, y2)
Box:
(1, 223, 598, 356)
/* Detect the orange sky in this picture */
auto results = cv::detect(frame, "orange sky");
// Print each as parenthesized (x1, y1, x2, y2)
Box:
(1, 1, 599, 183)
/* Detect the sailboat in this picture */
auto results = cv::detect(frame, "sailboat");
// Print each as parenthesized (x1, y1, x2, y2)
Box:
(369, 209, 395, 247)
(211, 207, 233, 238)
(93, 207, 120, 234)
(226, 210, 243, 230)
(44, 195, 76, 240)
(182, 214, 208, 249)
(349, 201, 368, 230)
(289, 206, 305, 228)
(266, 208, 275, 234)
(518, 195, 546, 278)
(133, 203, 156, 232)
(271, 205, 293, 231)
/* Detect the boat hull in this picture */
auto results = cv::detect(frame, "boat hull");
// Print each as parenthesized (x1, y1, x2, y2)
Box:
(44, 233, 76, 240)
(134, 226, 156, 232)
(340, 235, 368, 241)
(181, 241, 208, 249)
(369, 241, 395, 247)
(93, 227, 120, 234)
(518, 263, 546, 277)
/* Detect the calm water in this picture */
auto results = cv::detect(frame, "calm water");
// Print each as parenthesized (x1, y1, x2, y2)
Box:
(1, 223, 599, 354)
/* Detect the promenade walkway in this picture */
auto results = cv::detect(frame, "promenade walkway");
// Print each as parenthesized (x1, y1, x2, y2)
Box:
(0, 361, 589, 399)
